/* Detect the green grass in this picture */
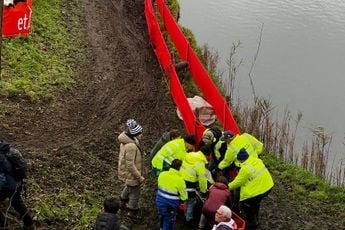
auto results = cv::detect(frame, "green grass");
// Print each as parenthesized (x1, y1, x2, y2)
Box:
(0, 0, 85, 100)
(263, 153, 345, 206)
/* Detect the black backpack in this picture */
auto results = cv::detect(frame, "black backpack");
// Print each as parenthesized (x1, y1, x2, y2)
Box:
(0, 140, 28, 181)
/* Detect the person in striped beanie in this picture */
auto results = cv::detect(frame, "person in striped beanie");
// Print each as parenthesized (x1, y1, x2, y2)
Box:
(118, 118, 145, 218)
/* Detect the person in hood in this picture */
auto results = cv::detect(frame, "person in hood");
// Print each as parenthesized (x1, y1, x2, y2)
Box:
(0, 140, 34, 230)
(180, 145, 210, 224)
(198, 176, 232, 230)
(118, 119, 145, 219)
(148, 129, 180, 167)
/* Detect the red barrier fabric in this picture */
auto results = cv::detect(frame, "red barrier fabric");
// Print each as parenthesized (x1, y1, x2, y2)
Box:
(155, 0, 240, 134)
(3, 0, 32, 37)
(145, 0, 200, 137)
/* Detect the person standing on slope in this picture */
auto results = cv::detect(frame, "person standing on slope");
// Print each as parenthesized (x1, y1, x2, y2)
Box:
(156, 159, 187, 230)
(228, 148, 273, 229)
(118, 119, 145, 218)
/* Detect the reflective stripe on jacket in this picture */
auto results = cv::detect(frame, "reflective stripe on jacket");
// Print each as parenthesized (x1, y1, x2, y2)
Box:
(151, 138, 186, 171)
(157, 168, 187, 206)
(228, 156, 274, 201)
(218, 133, 263, 169)
(180, 151, 208, 193)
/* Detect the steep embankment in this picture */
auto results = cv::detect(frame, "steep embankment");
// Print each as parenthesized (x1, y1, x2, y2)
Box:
(1, 0, 344, 229)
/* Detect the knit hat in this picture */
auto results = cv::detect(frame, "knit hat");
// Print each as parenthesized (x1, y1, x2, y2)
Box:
(202, 130, 214, 144)
(183, 134, 196, 145)
(126, 119, 143, 136)
(237, 148, 249, 161)
(220, 130, 234, 141)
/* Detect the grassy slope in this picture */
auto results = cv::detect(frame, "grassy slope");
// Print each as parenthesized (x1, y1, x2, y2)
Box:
(0, 0, 85, 100)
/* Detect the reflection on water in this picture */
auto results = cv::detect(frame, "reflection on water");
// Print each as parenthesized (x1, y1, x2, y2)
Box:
(179, 0, 345, 167)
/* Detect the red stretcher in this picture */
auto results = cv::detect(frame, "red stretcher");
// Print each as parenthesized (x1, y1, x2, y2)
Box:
(232, 211, 246, 230)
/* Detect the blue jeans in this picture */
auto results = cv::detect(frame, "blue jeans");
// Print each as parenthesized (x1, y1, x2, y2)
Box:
(157, 205, 176, 230)
(185, 197, 197, 221)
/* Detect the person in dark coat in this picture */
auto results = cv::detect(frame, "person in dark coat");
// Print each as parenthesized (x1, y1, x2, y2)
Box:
(198, 176, 231, 230)
(0, 140, 34, 230)
(94, 197, 128, 230)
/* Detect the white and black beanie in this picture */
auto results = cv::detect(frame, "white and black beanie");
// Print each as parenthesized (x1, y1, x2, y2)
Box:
(126, 119, 143, 136)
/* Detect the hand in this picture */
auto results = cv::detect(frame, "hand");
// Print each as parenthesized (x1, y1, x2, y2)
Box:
(140, 176, 145, 183)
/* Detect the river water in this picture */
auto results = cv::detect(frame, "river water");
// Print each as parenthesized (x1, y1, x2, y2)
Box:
(179, 0, 345, 171)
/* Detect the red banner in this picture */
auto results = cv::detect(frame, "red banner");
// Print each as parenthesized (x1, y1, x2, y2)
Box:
(155, 0, 240, 134)
(145, 0, 202, 139)
(2, 0, 32, 37)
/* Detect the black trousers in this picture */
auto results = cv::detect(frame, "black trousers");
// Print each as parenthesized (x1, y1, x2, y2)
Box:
(240, 189, 272, 228)
(0, 186, 33, 228)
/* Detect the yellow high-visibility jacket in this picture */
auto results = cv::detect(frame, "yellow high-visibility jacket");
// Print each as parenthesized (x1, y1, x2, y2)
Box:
(218, 133, 263, 169)
(151, 138, 186, 171)
(214, 140, 225, 160)
(157, 168, 188, 201)
(180, 151, 208, 193)
(228, 156, 273, 201)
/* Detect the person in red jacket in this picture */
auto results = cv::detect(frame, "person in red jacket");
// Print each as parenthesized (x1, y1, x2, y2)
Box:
(198, 176, 232, 230)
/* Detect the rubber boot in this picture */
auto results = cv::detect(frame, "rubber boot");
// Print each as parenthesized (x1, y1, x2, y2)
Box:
(127, 208, 139, 219)
(119, 196, 128, 211)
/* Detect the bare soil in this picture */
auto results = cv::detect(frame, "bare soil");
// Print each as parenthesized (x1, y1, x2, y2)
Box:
(1, 0, 344, 229)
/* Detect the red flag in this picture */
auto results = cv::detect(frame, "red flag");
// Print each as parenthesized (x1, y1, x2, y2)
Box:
(2, 0, 32, 37)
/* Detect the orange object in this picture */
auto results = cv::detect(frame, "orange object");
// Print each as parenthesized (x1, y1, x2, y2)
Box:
(178, 203, 186, 211)
(232, 211, 246, 230)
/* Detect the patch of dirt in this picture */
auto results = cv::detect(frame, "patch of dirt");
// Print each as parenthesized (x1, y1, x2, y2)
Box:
(1, 0, 344, 229)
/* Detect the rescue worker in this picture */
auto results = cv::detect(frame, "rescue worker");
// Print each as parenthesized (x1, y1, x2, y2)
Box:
(156, 159, 187, 230)
(228, 148, 274, 228)
(218, 131, 263, 170)
(198, 127, 222, 158)
(151, 134, 195, 176)
(217, 131, 263, 212)
(148, 129, 180, 166)
(209, 130, 233, 179)
(180, 145, 210, 224)
(118, 119, 145, 218)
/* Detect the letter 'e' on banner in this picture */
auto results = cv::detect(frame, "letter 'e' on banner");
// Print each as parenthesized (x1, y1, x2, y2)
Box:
(2, 0, 33, 37)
